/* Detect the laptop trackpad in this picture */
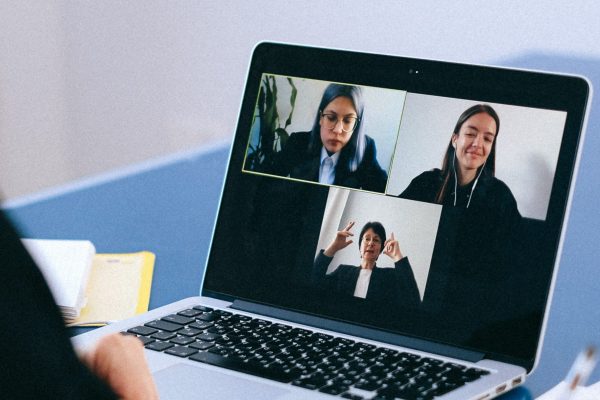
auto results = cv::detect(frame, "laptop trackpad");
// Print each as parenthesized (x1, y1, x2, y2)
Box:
(154, 363, 294, 399)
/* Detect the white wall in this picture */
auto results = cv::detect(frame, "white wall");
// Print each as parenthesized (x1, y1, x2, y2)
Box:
(0, 2, 70, 199)
(1, 0, 599, 200)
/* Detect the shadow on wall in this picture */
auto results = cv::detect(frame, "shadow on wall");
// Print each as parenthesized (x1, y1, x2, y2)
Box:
(520, 153, 554, 219)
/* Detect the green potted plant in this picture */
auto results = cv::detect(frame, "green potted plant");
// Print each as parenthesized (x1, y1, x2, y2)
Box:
(246, 76, 297, 172)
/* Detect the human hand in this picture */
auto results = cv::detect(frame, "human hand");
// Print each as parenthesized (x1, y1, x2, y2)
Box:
(383, 232, 404, 262)
(81, 333, 159, 400)
(324, 221, 355, 257)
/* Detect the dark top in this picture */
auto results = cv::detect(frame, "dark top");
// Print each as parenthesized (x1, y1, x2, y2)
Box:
(400, 168, 520, 214)
(0, 211, 117, 399)
(270, 131, 388, 193)
(399, 169, 526, 343)
(312, 250, 421, 309)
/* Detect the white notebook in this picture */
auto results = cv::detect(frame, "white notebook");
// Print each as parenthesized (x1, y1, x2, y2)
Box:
(21, 238, 95, 322)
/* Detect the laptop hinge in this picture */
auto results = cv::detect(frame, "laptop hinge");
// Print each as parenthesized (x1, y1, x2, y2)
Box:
(230, 300, 484, 363)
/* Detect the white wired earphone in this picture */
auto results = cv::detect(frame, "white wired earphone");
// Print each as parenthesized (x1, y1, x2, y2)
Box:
(452, 141, 485, 208)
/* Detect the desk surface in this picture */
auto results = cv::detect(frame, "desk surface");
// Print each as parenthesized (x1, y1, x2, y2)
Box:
(6, 54, 600, 398)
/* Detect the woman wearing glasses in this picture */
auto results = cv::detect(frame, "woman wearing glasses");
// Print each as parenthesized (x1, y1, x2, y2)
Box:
(270, 83, 388, 193)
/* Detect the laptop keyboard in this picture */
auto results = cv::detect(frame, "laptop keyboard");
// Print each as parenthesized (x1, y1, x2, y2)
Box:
(124, 305, 490, 399)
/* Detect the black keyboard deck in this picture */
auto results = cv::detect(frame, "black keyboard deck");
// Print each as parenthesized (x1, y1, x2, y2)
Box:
(124, 305, 490, 399)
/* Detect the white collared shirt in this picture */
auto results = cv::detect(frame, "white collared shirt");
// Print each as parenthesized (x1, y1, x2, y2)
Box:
(319, 147, 340, 184)
(353, 268, 372, 298)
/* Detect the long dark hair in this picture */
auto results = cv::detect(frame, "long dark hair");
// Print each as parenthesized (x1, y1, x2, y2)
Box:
(308, 84, 366, 172)
(435, 104, 500, 204)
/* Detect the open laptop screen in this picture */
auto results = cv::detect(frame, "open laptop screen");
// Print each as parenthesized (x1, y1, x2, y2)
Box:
(203, 43, 589, 371)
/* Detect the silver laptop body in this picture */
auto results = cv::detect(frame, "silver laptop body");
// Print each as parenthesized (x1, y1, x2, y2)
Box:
(74, 42, 590, 400)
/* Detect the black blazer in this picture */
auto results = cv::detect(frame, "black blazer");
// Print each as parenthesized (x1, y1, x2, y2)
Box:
(399, 169, 526, 327)
(270, 132, 388, 193)
(312, 250, 421, 309)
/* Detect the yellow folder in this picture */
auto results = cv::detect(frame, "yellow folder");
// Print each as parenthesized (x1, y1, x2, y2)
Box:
(70, 251, 155, 327)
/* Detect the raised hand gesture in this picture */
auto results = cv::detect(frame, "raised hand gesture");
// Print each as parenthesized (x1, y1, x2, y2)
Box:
(324, 221, 355, 257)
(383, 232, 404, 262)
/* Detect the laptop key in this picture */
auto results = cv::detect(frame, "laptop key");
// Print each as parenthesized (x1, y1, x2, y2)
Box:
(128, 325, 158, 336)
(151, 331, 177, 340)
(192, 305, 213, 312)
(170, 336, 195, 346)
(354, 380, 382, 391)
(208, 346, 234, 357)
(212, 309, 233, 316)
(319, 383, 349, 395)
(197, 312, 219, 322)
(291, 376, 328, 391)
(162, 314, 195, 325)
(145, 319, 182, 332)
(178, 327, 202, 337)
(146, 341, 174, 352)
(207, 326, 232, 335)
(340, 393, 364, 400)
(165, 346, 198, 358)
(465, 367, 489, 379)
(188, 321, 214, 330)
(177, 308, 203, 317)
(198, 332, 221, 342)
(190, 341, 215, 351)
(189, 351, 299, 383)
(136, 336, 155, 345)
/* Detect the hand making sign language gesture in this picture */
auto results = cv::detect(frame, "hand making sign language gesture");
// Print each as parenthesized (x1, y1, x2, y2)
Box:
(383, 232, 404, 262)
(324, 221, 356, 257)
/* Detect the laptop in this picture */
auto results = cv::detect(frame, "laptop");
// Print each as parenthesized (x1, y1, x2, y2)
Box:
(73, 42, 590, 399)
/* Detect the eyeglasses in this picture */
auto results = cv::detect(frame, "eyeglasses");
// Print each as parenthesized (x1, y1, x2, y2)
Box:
(362, 235, 381, 245)
(320, 112, 359, 133)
